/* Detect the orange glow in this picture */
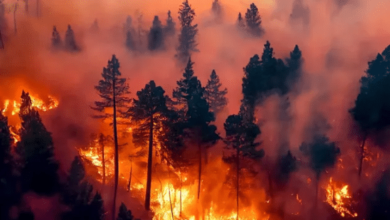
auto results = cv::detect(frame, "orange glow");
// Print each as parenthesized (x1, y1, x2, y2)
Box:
(325, 178, 358, 218)
(2, 94, 59, 116)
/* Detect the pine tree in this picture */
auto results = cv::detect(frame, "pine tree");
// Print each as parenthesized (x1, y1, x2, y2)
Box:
(127, 80, 170, 210)
(91, 19, 99, 33)
(89, 192, 105, 220)
(172, 57, 197, 116)
(275, 150, 297, 188)
(117, 203, 134, 220)
(126, 31, 136, 51)
(349, 49, 390, 177)
(300, 135, 340, 205)
(245, 3, 264, 37)
(175, 0, 198, 63)
(211, 0, 222, 21)
(63, 156, 85, 205)
(0, 112, 18, 220)
(164, 10, 175, 36)
(92, 55, 131, 219)
(285, 45, 303, 88)
(65, 25, 80, 52)
(16, 91, 60, 196)
(51, 26, 62, 49)
(148, 16, 164, 51)
(223, 113, 264, 220)
(204, 70, 228, 114)
(237, 12, 245, 30)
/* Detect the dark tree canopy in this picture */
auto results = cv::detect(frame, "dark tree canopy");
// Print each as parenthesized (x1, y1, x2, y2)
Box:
(204, 69, 228, 114)
(175, 0, 198, 63)
(64, 25, 80, 52)
(117, 203, 135, 220)
(63, 156, 86, 206)
(16, 91, 60, 196)
(237, 12, 245, 30)
(286, 45, 303, 88)
(299, 135, 340, 179)
(148, 16, 164, 51)
(211, 0, 222, 21)
(51, 26, 62, 49)
(245, 3, 264, 37)
(350, 50, 390, 133)
(164, 10, 176, 36)
(275, 150, 297, 186)
(366, 169, 390, 220)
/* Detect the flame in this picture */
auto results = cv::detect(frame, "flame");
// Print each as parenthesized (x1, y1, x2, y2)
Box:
(2, 94, 59, 116)
(325, 178, 358, 218)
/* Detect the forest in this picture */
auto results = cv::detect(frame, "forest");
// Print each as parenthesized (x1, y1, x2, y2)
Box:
(0, 0, 390, 220)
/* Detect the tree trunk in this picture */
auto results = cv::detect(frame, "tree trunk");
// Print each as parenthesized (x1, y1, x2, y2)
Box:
(0, 30, 4, 49)
(127, 160, 132, 192)
(24, 0, 28, 13)
(236, 147, 239, 220)
(145, 114, 154, 210)
(112, 77, 119, 220)
(358, 133, 367, 178)
(99, 134, 106, 185)
(13, 4, 17, 34)
(197, 143, 202, 200)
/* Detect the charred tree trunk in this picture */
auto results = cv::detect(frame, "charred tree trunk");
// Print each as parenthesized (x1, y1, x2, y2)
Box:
(236, 147, 240, 220)
(145, 114, 154, 210)
(127, 160, 132, 192)
(358, 133, 367, 178)
(99, 134, 106, 185)
(197, 142, 202, 200)
(0, 30, 4, 49)
(112, 77, 119, 220)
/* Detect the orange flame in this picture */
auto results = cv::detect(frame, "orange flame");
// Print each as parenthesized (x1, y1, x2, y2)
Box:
(325, 178, 358, 218)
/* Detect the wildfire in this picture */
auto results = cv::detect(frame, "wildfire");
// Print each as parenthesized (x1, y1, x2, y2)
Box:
(78, 145, 115, 181)
(2, 94, 59, 116)
(325, 178, 358, 218)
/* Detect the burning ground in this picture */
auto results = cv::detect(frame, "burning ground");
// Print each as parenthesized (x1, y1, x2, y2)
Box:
(1, 0, 390, 220)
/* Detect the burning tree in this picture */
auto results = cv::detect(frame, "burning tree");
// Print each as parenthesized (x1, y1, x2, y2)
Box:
(175, 0, 198, 64)
(349, 47, 390, 177)
(0, 112, 18, 220)
(244, 3, 264, 37)
(299, 135, 340, 206)
(127, 80, 170, 211)
(223, 111, 264, 220)
(164, 10, 175, 37)
(148, 16, 164, 51)
(204, 69, 228, 115)
(16, 91, 60, 196)
(92, 55, 131, 220)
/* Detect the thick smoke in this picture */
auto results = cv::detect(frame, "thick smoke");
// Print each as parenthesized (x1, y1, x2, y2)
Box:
(1, 0, 390, 219)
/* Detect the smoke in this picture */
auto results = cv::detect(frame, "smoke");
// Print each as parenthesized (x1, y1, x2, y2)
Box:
(1, 0, 390, 219)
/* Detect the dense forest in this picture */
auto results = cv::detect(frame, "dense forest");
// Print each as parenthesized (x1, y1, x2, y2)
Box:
(0, 0, 390, 220)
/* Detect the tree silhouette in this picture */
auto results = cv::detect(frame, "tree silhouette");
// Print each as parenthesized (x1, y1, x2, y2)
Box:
(349, 47, 390, 177)
(92, 55, 131, 220)
(117, 203, 135, 220)
(300, 135, 340, 205)
(164, 10, 175, 36)
(237, 12, 245, 30)
(285, 45, 303, 89)
(245, 3, 264, 37)
(65, 25, 80, 52)
(127, 80, 170, 210)
(211, 0, 222, 22)
(16, 91, 60, 196)
(223, 112, 264, 220)
(148, 16, 164, 51)
(51, 26, 62, 49)
(204, 69, 228, 114)
(175, 0, 198, 63)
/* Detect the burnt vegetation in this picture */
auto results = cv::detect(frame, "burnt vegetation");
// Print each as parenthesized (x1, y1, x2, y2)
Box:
(0, 0, 390, 220)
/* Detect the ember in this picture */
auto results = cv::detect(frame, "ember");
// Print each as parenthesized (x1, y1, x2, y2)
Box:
(325, 178, 358, 218)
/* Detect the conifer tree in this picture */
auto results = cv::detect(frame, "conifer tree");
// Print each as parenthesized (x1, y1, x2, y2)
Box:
(127, 80, 170, 210)
(126, 31, 136, 51)
(63, 156, 85, 205)
(245, 3, 264, 37)
(175, 0, 198, 63)
(0, 112, 17, 220)
(164, 10, 176, 36)
(204, 69, 228, 114)
(92, 55, 131, 220)
(124, 16, 136, 51)
(91, 19, 99, 33)
(274, 150, 297, 188)
(286, 45, 303, 88)
(148, 16, 164, 51)
(16, 91, 60, 196)
(211, 0, 222, 21)
(51, 26, 62, 49)
(237, 12, 245, 30)
(117, 203, 135, 220)
(224, 112, 264, 220)
(65, 25, 80, 52)
(300, 135, 340, 205)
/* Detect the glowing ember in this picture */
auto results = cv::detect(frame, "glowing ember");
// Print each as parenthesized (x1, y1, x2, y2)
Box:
(325, 178, 358, 218)
(78, 145, 115, 181)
